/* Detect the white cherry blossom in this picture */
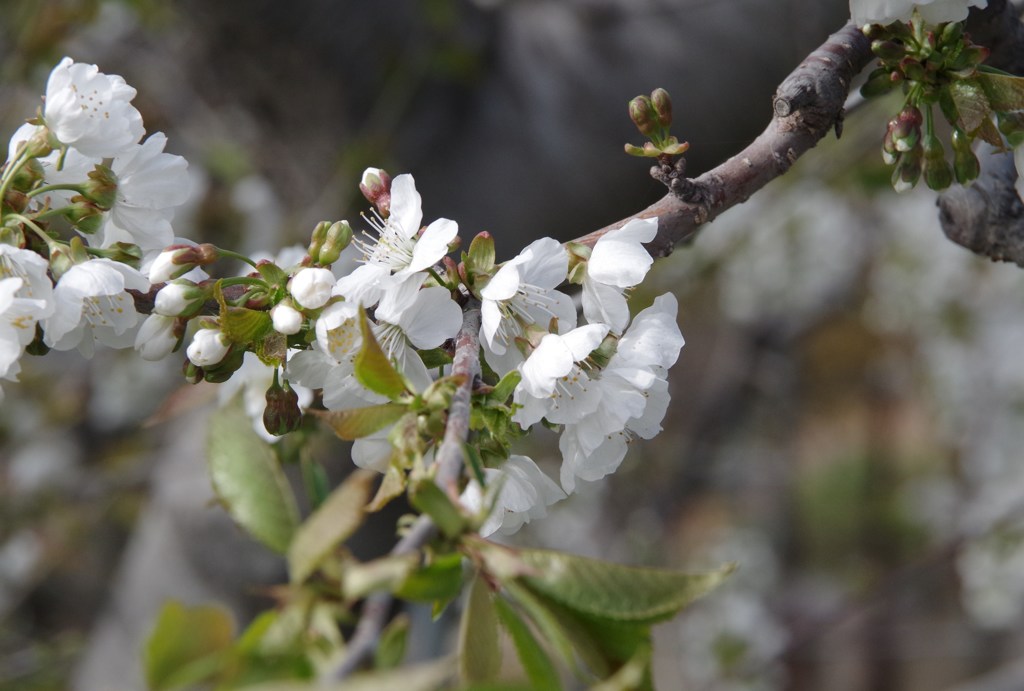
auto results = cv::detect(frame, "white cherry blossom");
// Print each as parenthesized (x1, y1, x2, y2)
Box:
(849, 0, 986, 26)
(480, 236, 577, 375)
(43, 57, 144, 158)
(556, 294, 684, 493)
(98, 132, 190, 251)
(512, 323, 609, 428)
(583, 218, 657, 333)
(336, 174, 457, 306)
(0, 245, 55, 308)
(460, 455, 565, 537)
(0, 277, 50, 400)
(43, 258, 148, 356)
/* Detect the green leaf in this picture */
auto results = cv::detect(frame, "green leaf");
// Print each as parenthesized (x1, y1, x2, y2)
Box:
(459, 574, 502, 684)
(947, 79, 992, 134)
(375, 613, 410, 670)
(287, 469, 376, 583)
(517, 549, 735, 625)
(488, 370, 521, 404)
(418, 347, 454, 369)
(144, 601, 235, 690)
(256, 261, 289, 286)
(395, 551, 465, 603)
(494, 597, 562, 690)
(977, 69, 1024, 111)
(208, 398, 299, 553)
(355, 307, 408, 399)
(409, 479, 465, 539)
(503, 581, 602, 679)
(313, 403, 407, 441)
(256, 331, 288, 365)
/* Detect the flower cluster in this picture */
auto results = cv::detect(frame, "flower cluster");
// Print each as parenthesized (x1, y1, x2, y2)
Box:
(1, 57, 686, 539)
(0, 57, 190, 399)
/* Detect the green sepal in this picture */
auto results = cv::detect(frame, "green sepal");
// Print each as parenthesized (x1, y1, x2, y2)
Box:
(215, 281, 273, 344)
(466, 231, 496, 278)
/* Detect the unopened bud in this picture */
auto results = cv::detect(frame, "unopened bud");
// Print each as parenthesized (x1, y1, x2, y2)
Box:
(149, 244, 219, 284)
(899, 57, 926, 83)
(628, 96, 657, 136)
(187, 324, 231, 367)
(651, 88, 672, 128)
(998, 112, 1024, 148)
(270, 302, 303, 335)
(202, 347, 246, 383)
(263, 371, 303, 436)
(939, 21, 964, 47)
(155, 279, 208, 317)
(289, 267, 335, 309)
(892, 105, 923, 152)
(871, 40, 906, 62)
(922, 134, 953, 190)
(359, 168, 392, 217)
(315, 221, 353, 267)
(951, 128, 980, 185)
(891, 145, 923, 193)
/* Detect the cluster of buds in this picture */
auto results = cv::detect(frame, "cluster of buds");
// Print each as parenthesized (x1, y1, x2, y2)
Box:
(860, 12, 1024, 192)
(624, 88, 690, 158)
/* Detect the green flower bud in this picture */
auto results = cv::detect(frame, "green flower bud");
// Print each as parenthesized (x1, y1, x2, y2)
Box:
(871, 39, 906, 62)
(939, 20, 963, 47)
(899, 57, 926, 83)
(998, 112, 1024, 148)
(951, 129, 980, 184)
(314, 220, 352, 267)
(891, 145, 923, 193)
(307, 221, 331, 260)
(202, 347, 246, 384)
(922, 134, 953, 190)
(892, 105, 923, 152)
(628, 95, 657, 136)
(651, 88, 672, 128)
(263, 371, 303, 436)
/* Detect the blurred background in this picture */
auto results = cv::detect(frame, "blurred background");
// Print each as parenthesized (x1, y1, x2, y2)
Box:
(5, 1, 1024, 689)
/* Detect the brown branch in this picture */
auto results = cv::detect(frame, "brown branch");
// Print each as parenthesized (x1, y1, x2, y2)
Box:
(571, 22, 872, 257)
(328, 303, 482, 681)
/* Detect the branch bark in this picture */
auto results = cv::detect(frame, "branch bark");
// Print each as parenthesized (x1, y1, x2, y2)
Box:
(571, 23, 872, 256)
(328, 303, 482, 681)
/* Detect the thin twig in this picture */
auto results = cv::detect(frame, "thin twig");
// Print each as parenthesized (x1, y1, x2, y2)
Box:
(327, 303, 482, 681)
(570, 22, 873, 256)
